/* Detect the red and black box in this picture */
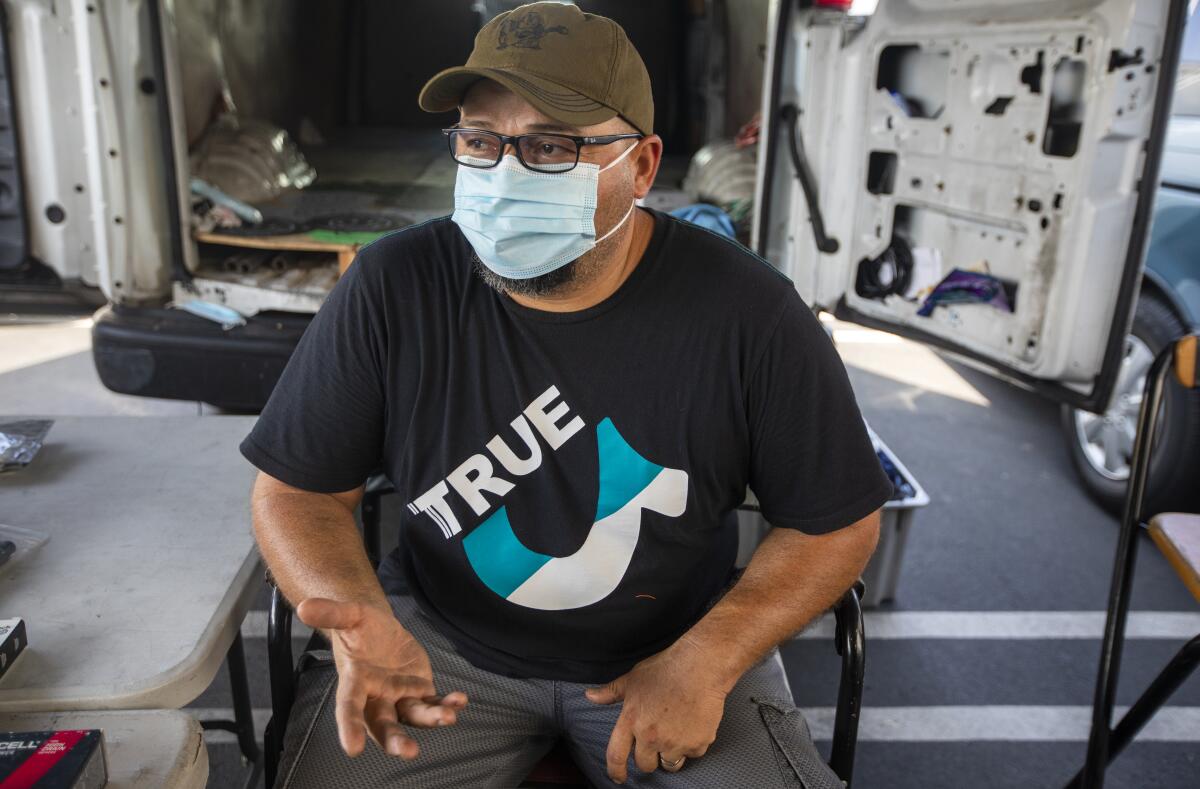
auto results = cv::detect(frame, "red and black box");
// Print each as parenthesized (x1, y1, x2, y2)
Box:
(0, 730, 106, 789)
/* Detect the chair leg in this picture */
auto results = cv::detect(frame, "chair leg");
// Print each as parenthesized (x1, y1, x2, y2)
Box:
(1106, 635, 1200, 760)
(1077, 347, 1175, 789)
(1068, 634, 1200, 788)
(829, 582, 866, 787)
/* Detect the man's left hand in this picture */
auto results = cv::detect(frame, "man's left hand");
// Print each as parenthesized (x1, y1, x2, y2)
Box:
(585, 636, 731, 784)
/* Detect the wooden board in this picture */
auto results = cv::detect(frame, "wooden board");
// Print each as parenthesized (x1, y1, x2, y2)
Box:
(195, 230, 359, 275)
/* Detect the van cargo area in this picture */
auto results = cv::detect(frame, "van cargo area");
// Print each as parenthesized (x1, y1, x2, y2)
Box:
(166, 1, 706, 317)
(182, 127, 448, 317)
(91, 0, 742, 410)
(171, 2, 520, 317)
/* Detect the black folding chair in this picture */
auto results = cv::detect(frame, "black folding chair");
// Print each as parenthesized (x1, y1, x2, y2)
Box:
(1069, 333, 1200, 789)
(262, 482, 868, 788)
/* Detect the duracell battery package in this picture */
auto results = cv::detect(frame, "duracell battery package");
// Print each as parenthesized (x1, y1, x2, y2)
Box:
(0, 730, 107, 789)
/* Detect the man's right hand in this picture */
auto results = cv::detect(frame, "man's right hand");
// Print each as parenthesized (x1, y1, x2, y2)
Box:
(296, 598, 469, 759)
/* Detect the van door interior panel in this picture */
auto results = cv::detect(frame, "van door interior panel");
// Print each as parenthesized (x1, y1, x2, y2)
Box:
(758, 0, 1183, 393)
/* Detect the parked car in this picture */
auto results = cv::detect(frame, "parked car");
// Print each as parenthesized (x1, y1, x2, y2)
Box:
(1061, 114, 1200, 515)
(0, 0, 1193, 512)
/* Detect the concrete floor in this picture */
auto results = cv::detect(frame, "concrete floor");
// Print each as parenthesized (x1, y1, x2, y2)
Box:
(2, 312, 1197, 788)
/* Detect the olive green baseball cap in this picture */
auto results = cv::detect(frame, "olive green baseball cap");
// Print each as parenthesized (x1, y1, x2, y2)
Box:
(419, 2, 654, 135)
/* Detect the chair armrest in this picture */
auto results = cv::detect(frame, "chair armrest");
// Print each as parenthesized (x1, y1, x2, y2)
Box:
(264, 575, 333, 785)
(829, 580, 865, 786)
(267, 583, 297, 752)
(362, 473, 396, 570)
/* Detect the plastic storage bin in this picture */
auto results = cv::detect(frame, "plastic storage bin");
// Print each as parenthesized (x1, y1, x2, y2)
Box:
(737, 425, 929, 608)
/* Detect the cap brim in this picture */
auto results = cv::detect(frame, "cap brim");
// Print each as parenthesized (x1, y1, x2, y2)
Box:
(419, 66, 620, 129)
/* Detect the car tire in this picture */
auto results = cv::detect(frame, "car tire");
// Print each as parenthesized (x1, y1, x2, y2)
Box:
(1061, 292, 1200, 517)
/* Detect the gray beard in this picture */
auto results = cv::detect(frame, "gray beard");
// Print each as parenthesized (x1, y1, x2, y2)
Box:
(471, 253, 586, 299)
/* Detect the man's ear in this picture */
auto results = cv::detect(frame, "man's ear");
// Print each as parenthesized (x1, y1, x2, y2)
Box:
(632, 134, 663, 199)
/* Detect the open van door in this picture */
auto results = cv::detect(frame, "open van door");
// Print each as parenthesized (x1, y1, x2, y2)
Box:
(0, 0, 182, 308)
(0, 3, 36, 292)
(754, 0, 1190, 413)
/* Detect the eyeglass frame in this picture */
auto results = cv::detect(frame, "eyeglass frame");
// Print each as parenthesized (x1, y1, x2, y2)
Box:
(442, 127, 643, 173)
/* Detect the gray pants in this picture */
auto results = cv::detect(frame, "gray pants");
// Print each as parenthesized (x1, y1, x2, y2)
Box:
(276, 595, 842, 789)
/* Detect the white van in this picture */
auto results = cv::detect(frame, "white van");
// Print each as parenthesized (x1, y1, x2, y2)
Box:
(0, 0, 1191, 503)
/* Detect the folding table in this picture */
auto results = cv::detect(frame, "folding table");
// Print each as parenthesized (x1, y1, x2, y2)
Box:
(0, 415, 262, 781)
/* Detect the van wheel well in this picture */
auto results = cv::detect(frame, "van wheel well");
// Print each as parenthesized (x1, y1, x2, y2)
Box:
(1138, 273, 1191, 330)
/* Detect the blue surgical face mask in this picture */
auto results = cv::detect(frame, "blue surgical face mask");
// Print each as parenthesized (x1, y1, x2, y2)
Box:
(451, 142, 638, 280)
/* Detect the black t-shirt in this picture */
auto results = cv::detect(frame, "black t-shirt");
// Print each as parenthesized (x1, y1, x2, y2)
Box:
(239, 209, 892, 684)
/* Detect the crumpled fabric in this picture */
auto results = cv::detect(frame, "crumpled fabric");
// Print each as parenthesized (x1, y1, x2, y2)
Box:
(670, 202, 737, 239)
(917, 268, 1014, 317)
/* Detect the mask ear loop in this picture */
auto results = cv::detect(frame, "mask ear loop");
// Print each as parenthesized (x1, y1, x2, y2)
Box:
(595, 140, 642, 243)
(599, 139, 640, 172)
(596, 200, 637, 244)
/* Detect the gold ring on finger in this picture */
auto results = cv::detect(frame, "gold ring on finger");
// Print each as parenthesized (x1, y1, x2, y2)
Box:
(658, 754, 686, 771)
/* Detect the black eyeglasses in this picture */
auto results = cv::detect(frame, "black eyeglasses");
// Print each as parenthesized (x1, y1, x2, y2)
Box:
(443, 128, 642, 173)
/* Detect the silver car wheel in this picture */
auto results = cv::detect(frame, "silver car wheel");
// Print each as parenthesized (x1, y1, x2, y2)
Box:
(1073, 335, 1157, 482)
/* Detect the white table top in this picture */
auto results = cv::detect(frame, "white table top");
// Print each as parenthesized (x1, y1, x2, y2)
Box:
(0, 416, 262, 711)
(0, 709, 208, 788)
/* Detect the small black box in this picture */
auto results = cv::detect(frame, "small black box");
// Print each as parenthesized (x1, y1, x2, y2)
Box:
(0, 619, 25, 682)
(0, 730, 106, 788)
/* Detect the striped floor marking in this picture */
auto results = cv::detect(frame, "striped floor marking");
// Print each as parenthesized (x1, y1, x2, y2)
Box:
(793, 611, 1200, 640)
(237, 610, 1200, 643)
(190, 706, 1200, 745)
(801, 705, 1200, 742)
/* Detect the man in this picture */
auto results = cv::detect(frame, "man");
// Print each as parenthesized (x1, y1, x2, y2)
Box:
(242, 4, 890, 787)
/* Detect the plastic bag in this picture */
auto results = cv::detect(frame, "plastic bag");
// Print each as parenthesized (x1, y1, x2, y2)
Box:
(190, 115, 316, 206)
(0, 420, 53, 472)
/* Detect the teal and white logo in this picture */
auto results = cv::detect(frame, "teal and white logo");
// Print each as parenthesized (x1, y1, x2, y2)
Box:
(463, 418, 688, 610)
(406, 386, 689, 610)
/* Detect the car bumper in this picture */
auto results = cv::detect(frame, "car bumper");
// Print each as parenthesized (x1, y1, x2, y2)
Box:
(91, 303, 311, 412)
